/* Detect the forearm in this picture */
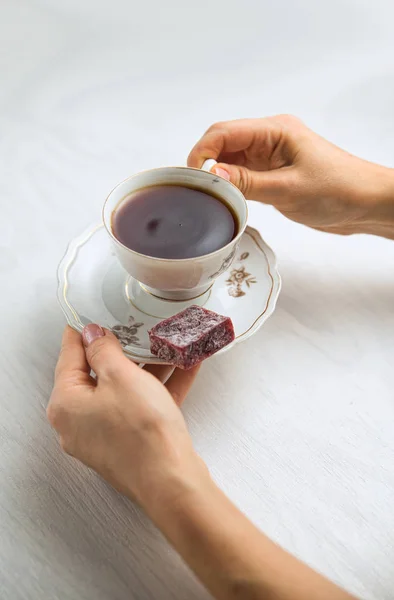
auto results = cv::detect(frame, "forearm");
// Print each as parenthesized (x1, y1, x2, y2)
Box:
(142, 469, 357, 600)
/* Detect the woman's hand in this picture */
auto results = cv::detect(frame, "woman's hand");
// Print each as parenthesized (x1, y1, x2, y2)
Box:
(47, 325, 207, 512)
(188, 115, 394, 237)
(48, 325, 356, 600)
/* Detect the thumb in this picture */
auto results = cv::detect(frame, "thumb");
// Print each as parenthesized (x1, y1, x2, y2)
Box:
(212, 162, 289, 204)
(82, 324, 134, 379)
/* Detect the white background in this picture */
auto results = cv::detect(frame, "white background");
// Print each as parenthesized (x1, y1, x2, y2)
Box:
(1, 1, 394, 598)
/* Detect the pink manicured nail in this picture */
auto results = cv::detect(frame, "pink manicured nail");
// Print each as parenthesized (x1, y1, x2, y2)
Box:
(213, 167, 230, 181)
(82, 324, 105, 347)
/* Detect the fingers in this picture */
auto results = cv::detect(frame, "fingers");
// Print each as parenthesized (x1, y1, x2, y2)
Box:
(188, 119, 260, 168)
(55, 326, 93, 388)
(143, 364, 175, 383)
(187, 117, 289, 168)
(187, 117, 300, 202)
(165, 365, 201, 406)
(213, 162, 294, 202)
(58, 325, 199, 409)
(82, 325, 138, 381)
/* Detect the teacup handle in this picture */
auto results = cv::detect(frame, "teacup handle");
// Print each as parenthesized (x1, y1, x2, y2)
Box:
(201, 159, 217, 173)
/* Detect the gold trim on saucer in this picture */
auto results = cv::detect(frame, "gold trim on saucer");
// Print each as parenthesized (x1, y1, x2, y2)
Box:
(234, 228, 275, 340)
(139, 282, 214, 302)
(60, 223, 102, 330)
(124, 277, 213, 319)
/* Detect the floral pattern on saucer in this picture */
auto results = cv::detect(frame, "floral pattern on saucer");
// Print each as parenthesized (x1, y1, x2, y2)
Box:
(112, 316, 144, 346)
(226, 252, 257, 297)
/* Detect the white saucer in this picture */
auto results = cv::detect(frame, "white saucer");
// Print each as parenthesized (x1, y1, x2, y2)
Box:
(57, 223, 281, 364)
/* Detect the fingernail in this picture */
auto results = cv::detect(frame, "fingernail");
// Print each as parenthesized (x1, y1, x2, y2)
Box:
(82, 324, 105, 347)
(213, 166, 230, 181)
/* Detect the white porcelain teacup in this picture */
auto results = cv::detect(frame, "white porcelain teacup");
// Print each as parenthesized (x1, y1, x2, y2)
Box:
(103, 161, 248, 301)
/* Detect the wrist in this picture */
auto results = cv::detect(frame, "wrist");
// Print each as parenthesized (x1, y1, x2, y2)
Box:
(146, 463, 218, 535)
(127, 451, 213, 521)
(352, 164, 394, 237)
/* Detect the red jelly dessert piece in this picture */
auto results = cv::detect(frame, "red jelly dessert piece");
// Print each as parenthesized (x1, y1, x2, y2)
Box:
(148, 305, 235, 369)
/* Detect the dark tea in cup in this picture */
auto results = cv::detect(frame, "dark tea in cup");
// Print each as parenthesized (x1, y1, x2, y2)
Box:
(112, 184, 238, 260)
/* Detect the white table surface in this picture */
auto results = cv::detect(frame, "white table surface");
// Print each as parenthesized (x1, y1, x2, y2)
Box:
(1, 1, 394, 598)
